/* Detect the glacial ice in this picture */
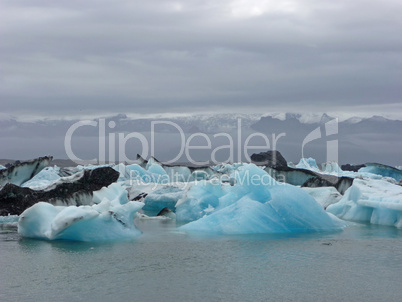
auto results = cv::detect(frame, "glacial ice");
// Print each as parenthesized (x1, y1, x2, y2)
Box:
(358, 163, 402, 182)
(0, 214, 19, 224)
(179, 164, 345, 234)
(302, 187, 342, 209)
(118, 163, 170, 184)
(163, 166, 192, 182)
(13, 154, 402, 241)
(176, 180, 226, 222)
(0, 156, 52, 187)
(114, 161, 220, 186)
(327, 178, 402, 228)
(21, 166, 61, 190)
(321, 162, 343, 175)
(291, 158, 401, 184)
(92, 183, 130, 205)
(296, 158, 320, 172)
(212, 163, 245, 174)
(18, 184, 144, 241)
(124, 180, 187, 214)
(142, 186, 185, 213)
(294, 159, 343, 176)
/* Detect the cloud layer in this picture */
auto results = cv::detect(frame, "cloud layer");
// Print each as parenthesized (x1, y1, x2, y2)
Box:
(1, 0, 401, 117)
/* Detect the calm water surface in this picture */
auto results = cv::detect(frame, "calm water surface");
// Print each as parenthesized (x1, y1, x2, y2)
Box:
(1, 220, 401, 302)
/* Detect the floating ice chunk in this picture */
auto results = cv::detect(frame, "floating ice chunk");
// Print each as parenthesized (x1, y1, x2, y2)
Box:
(0, 156, 52, 187)
(180, 198, 288, 234)
(124, 163, 169, 184)
(302, 187, 342, 209)
(21, 166, 61, 190)
(180, 186, 344, 234)
(0, 214, 19, 224)
(147, 164, 170, 183)
(163, 166, 192, 182)
(212, 163, 245, 174)
(143, 186, 185, 213)
(148, 164, 167, 176)
(145, 157, 161, 170)
(321, 162, 343, 175)
(18, 185, 144, 241)
(92, 183, 129, 205)
(76, 164, 112, 171)
(358, 163, 402, 182)
(0, 165, 5, 170)
(327, 178, 402, 228)
(178, 164, 345, 234)
(126, 164, 148, 180)
(296, 158, 320, 172)
(113, 163, 130, 182)
(176, 180, 226, 222)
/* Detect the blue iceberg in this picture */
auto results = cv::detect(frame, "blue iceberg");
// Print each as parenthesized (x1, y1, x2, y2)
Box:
(18, 184, 144, 241)
(21, 166, 61, 189)
(296, 157, 320, 172)
(358, 163, 402, 182)
(327, 178, 402, 228)
(178, 164, 345, 234)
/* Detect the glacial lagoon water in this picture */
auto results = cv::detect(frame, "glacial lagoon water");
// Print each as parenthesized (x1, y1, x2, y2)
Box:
(1, 220, 401, 302)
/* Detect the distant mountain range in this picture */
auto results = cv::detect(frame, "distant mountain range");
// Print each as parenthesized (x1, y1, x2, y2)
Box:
(0, 113, 401, 165)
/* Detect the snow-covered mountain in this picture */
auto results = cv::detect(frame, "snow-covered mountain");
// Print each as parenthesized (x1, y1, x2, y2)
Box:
(1, 112, 400, 135)
(0, 113, 401, 165)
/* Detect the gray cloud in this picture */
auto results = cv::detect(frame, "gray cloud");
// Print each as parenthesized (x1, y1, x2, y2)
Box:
(1, 0, 402, 117)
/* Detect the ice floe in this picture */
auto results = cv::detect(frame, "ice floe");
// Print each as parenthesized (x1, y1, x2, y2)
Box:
(18, 184, 144, 241)
(327, 178, 402, 228)
(179, 164, 346, 234)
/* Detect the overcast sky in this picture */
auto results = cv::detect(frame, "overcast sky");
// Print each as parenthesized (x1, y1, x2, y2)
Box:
(1, 0, 401, 120)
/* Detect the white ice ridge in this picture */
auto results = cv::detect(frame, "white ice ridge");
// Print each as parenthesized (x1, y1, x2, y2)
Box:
(178, 164, 346, 234)
(296, 158, 320, 172)
(18, 183, 144, 241)
(327, 178, 402, 228)
(21, 166, 61, 190)
(302, 187, 342, 209)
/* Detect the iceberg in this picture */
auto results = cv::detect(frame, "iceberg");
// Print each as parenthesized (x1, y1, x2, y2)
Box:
(321, 162, 343, 175)
(302, 187, 342, 209)
(127, 182, 186, 214)
(122, 163, 170, 184)
(92, 183, 130, 205)
(142, 185, 185, 213)
(212, 163, 245, 174)
(21, 166, 61, 190)
(327, 178, 402, 228)
(358, 163, 402, 182)
(163, 166, 192, 182)
(296, 158, 320, 172)
(0, 214, 19, 224)
(178, 164, 345, 234)
(176, 180, 226, 222)
(0, 166, 119, 216)
(18, 184, 144, 241)
(0, 156, 52, 187)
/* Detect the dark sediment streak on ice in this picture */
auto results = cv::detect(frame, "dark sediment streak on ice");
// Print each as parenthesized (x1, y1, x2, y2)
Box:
(0, 167, 119, 215)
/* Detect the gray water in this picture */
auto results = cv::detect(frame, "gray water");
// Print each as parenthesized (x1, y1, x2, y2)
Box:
(1, 220, 401, 302)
